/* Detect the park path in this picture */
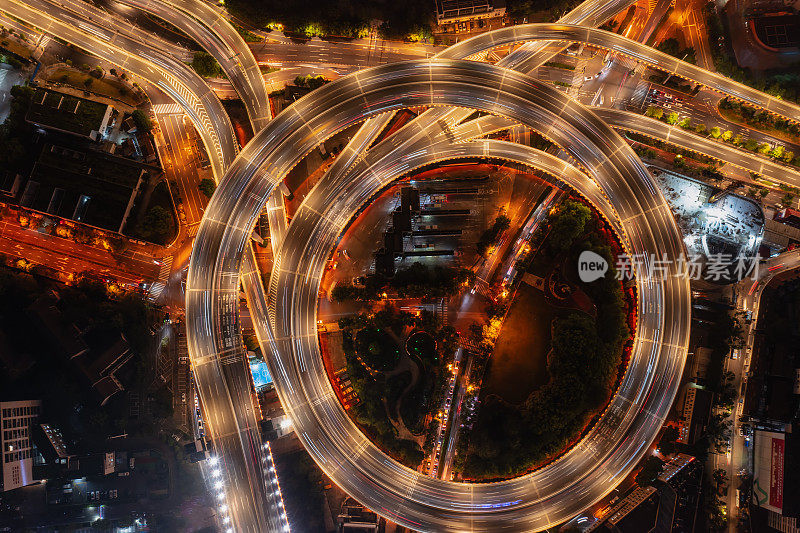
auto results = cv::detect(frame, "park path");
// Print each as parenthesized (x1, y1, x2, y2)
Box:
(382, 327, 426, 446)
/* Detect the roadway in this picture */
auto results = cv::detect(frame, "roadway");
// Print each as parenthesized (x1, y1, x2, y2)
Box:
(724, 249, 800, 529)
(0, 217, 159, 285)
(440, 24, 800, 124)
(184, 16, 800, 533)
(187, 58, 690, 532)
(118, 0, 272, 129)
(249, 36, 441, 69)
(15, 0, 800, 529)
(1, 0, 237, 178)
(0, 0, 287, 530)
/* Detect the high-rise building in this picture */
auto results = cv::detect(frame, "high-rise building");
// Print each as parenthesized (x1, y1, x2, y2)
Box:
(1, 400, 41, 491)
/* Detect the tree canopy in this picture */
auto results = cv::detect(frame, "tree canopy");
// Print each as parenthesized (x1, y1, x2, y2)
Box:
(190, 51, 224, 78)
(546, 200, 591, 253)
(137, 205, 174, 244)
(198, 178, 216, 198)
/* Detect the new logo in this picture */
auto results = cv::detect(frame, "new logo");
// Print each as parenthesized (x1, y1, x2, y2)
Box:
(578, 250, 608, 282)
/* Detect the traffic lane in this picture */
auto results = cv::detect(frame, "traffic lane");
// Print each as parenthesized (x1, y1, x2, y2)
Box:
(655, 88, 800, 154)
(157, 113, 205, 223)
(5, 0, 236, 181)
(120, 0, 271, 130)
(54, 0, 192, 60)
(0, 219, 158, 283)
(440, 24, 800, 124)
(593, 107, 800, 187)
(250, 38, 439, 69)
(497, 0, 637, 71)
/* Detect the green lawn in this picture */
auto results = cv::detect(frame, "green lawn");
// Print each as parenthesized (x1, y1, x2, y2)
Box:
(47, 68, 141, 106)
(482, 284, 554, 405)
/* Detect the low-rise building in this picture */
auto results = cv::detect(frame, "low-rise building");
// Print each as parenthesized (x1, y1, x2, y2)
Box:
(26, 88, 114, 141)
(337, 497, 382, 532)
(1, 400, 41, 492)
(677, 383, 713, 445)
(587, 486, 659, 533)
(27, 291, 132, 404)
(435, 0, 506, 26)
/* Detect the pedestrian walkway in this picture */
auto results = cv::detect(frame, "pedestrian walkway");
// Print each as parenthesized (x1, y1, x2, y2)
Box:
(148, 255, 174, 300)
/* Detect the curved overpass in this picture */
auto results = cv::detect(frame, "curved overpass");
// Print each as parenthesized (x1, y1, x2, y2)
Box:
(2, 0, 237, 178)
(0, 1, 288, 530)
(118, 0, 272, 129)
(440, 24, 800, 124)
(184, 17, 800, 533)
(13, 0, 797, 528)
(187, 59, 690, 532)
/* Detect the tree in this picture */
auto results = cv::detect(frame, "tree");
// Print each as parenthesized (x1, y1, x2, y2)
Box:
(137, 205, 174, 244)
(243, 333, 261, 354)
(477, 214, 511, 257)
(658, 426, 680, 456)
(83, 77, 93, 88)
(721, 130, 733, 142)
(758, 143, 771, 155)
(732, 134, 744, 145)
(191, 51, 223, 78)
(713, 468, 728, 487)
(771, 145, 784, 159)
(293, 74, 329, 90)
(198, 178, 216, 198)
(547, 200, 591, 253)
(306, 75, 328, 90)
(666, 112, 680, 125)
(710, 126, 722, 138)
(678, 117, 692, 129)
(635, 456, 664, 486)
(783, 151, 795, 164)
(131, 109, 152, 133)
(782, 193, 794, 206)
(695, 123, 707, 134)
(645, 106, 664, 120)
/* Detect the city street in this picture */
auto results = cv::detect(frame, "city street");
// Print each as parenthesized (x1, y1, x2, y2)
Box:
(0, 217, 159, 285)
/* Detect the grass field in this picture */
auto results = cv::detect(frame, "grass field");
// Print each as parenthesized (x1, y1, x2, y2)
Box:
(481, 284, 555, 406)
(46, 68, 140, 106)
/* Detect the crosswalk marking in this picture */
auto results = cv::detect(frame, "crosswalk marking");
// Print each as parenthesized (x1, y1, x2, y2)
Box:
(148, 255, 174, 300)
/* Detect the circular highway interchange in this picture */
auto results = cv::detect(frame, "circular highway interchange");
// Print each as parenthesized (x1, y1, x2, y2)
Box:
(187, 36, 691, 533)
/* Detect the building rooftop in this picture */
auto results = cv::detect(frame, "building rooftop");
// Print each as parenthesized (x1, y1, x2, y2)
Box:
(435, 0, 506, 24)
(26, 88, 113, 141)
(22, 144, 145, 233)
